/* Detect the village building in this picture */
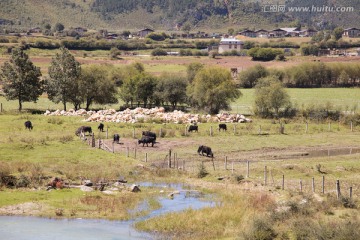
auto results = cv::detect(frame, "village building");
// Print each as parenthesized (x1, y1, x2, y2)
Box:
(239, 29, 256, 38)
(280, 27, 301, 37)
(218, 38, 244, 54)
(268, 28, 287, 38)
(299, 29, 318, 37)
(255, 29, 268, 38)
(343, 28, 360, 38)
(138, 28, 154, 38)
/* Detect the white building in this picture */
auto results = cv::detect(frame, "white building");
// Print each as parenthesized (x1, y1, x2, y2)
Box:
(218, 38, 244, 54)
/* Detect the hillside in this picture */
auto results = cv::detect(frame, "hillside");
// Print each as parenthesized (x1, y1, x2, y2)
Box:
(0, 0, 359, 32)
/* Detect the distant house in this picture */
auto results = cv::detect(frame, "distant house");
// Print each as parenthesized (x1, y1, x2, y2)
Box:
(239, 29, 256, 38)
(29, 27, 42, 33)
(280, 27, 301, 37)
(74, 27, 87, 34)
(218, 38, 244, 53)
(269, 28, 287, 38)
(300, 29, 318, 37)
(343, 28, 360, 38)
(138, 28, 154, 38)
(255, 29, 268, 38)
(106, 32, 118, 39)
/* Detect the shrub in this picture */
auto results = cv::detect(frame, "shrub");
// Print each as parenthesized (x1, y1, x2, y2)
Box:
(151, 48, 167, 56)
(197, 162, 208, 178)
(242, 216, 277, 240)
(248, 47, 284, 61)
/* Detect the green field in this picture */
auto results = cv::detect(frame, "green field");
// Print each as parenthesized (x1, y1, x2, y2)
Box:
(2, 88, 359, 115)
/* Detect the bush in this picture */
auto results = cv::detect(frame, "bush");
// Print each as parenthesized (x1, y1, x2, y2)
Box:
(197, 162, 208, 178)
(248, 47, 284, 61)
(242, 216, 277, 240)
(151, 48, 168, 56)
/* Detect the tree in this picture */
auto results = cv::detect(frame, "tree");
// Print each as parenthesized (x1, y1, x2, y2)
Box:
(79, 65, 118, 110)
(0, 48, 43, 111)
(238, 64, 269, 88)
(46, 47, 81, 110)
(187, 66, 241, 114)
(228, 28, 235, 36)
(254, 76, 291, 117)
(182, 23, 191, 36)
(54, 23, 64, 32)
(332, 27, 344, 41)
(155, 73, 188, 110)
(186, 62, 204, 83)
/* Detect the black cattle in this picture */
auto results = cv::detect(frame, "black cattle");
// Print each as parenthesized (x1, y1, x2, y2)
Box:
(188, 125, 198, 132)
(98, 123, 104, 132)
(142, 131, 157, 142)
(138, 136, 156, 147)
(197, 145, 214, 158)
(24, 121, 33, 130)
(219, 123, 227, 131)
(113, 134, 120, 144)
(75, 126, 92, 136)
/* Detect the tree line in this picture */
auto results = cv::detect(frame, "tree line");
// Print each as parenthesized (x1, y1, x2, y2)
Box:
(238, 62, 360, 88)
(0, 47, 239, 114)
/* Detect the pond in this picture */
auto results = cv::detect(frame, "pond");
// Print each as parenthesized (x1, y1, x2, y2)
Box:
(0, 183, 214, 240)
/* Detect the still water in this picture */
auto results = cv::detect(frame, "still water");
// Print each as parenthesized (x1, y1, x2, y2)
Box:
(0, 183, 214, 240)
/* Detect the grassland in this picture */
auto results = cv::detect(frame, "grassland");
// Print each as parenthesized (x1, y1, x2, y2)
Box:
(1, 111, 360, 239)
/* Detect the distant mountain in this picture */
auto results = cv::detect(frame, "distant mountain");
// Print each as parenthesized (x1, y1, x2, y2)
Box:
(0, 0, 358, 32)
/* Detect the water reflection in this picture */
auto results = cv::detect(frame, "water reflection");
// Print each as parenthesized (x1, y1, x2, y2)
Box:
(0, 183, 214, 240)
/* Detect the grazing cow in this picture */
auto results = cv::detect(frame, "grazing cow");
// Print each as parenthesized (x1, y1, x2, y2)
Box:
(219, 123, 227, 131)
(75, 126, 92, 136)
(24, 121, 33, 130)
(98, 123, 104, 132)
(113, 134, 120, 144)
(138, 136, 156, 147)
(197, 145, 214, 158)
(142, 131, 157, 142)
(188, 125, 198, 132)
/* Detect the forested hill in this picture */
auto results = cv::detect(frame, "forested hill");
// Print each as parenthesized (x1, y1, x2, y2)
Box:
(0, 0, 359, 32)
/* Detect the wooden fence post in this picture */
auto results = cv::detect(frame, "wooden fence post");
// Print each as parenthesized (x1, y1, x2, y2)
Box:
(259, 125, 262, 135)
(98, 139, 101, 149)
(210, 126, 213, 136)
(168, 149, 172, 168)
(282, 175, 285, 190)
(133, 128, 136, 138)
(336, 180, 341, 199)
(351, 121, 353, 132)
(279, 124, 284, 134)
(264, 166, 267, 186)
(183, 159, 185, 171)
(322, 175, 325, 194)
(233, 124, 236, 135)
(300, 179, 303, 192)
(126, 147, 129, 157)
(350, 186, 353, 199)
(160, 128, 163, 138)
(231, 161, 234, 174)
(211, 156, 215, 171)
(91, 133, 95, 147)
(328, 122, 331, 131)
(312, 177, 315, 192)
(184, 126, 187, 136)
(246, 161, 250, 178)
(225, 156, 228, 170)
(112, 141, 114, 153)
(106, 127, 109, 139)
(134, 148, 137, 159)
(145, 152, 148, 162)
(0, 103, 2, 112)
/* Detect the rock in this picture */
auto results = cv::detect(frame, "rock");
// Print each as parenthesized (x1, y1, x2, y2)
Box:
(80, 186, 94, 192)
(83, 180, 93, 186)
(130, 184, 141, 192)
(102, 190, 115, 195)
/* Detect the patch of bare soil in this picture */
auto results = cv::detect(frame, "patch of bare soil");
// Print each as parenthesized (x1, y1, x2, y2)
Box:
(0, 202, 49, 216)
